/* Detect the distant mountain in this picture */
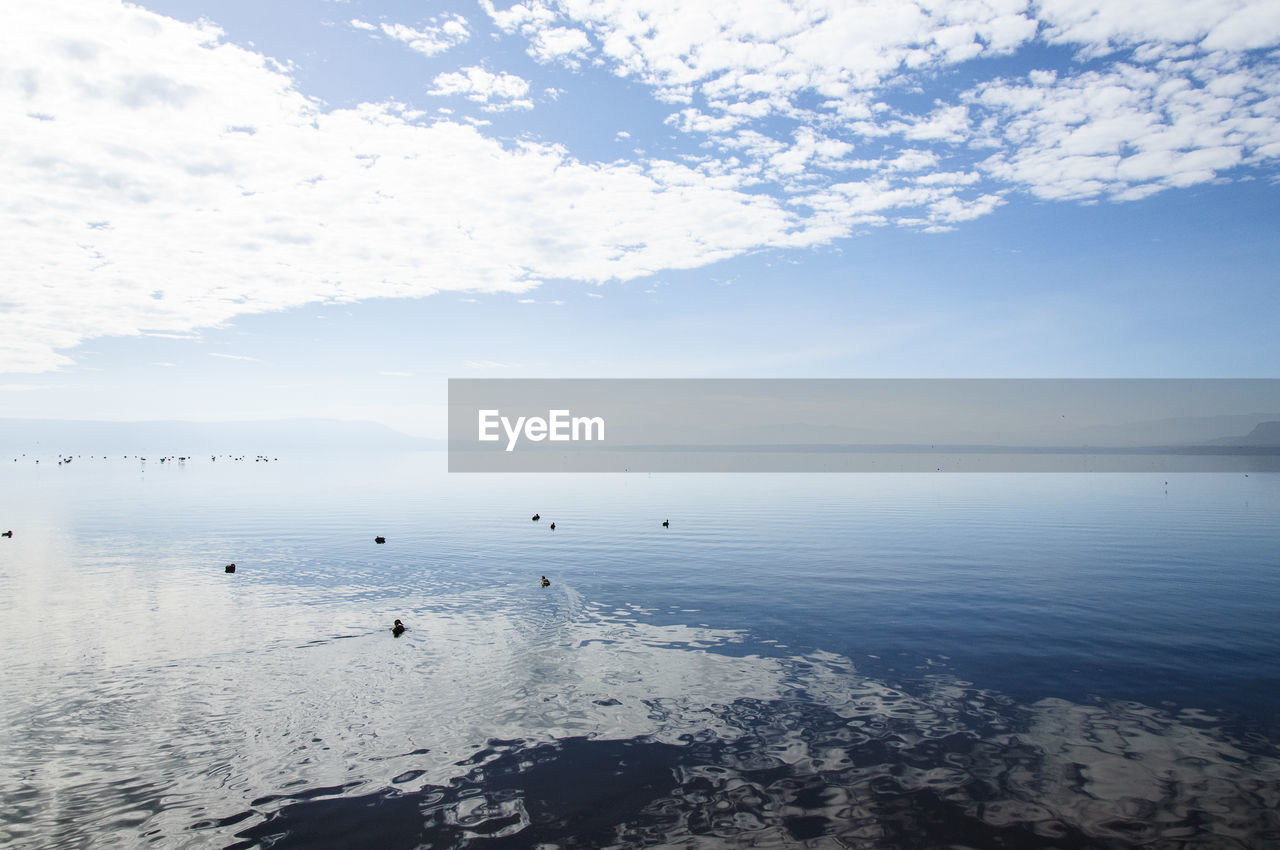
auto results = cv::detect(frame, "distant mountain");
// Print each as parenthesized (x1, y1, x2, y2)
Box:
(0, 418, 442, 454)
(1038, 413, 1280, 448)
(1208, 420, 1280, 447)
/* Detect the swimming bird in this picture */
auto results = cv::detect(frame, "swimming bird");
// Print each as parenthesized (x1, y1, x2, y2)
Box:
(550, 522, 556, 530)
(532, 513, 540, 521)
(225, 563, 235, 573)
(374, 536, 386, 544)
(2, 530, 12, 538)
(662, 519, 669, 528)
(392, 619, 405, 636)
(540, 576, 550, 587)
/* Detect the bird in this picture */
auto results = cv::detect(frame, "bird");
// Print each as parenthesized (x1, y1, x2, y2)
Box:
(392, 619, 405, 636)
(662, 519, 669, 528)
(374, 536, 386, 544)
(2, 530, 12, 538)
(540, 576, 550, 587)
(550, 522, 556, 530)
(225, 563, 235, 573)
(532, 513, 540, 521)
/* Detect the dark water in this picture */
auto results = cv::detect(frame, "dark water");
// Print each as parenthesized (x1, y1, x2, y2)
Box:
(2, 453, 1278, 848)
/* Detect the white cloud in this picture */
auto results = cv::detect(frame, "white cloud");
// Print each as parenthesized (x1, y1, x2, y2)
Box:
(501, 0, 1038, 108)
(1036, 0, 1280, 54)
(528, 25, 591, 64)
(208, 353, 257, 361)
(0, 1, 813, 373)
(355, 15, 470, 57)
(481, 1, 592, 65)
(482, 0, 1280, 225)
(968, 57, 1280, 199)
(428, 66, 533, 110)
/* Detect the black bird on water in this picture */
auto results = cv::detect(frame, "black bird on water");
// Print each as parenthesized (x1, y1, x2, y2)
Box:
(540, 576, 550, 587)
(374, 536, 386, 544)
(550, 522, 556, 530)
(2, 530, 12, 538)
(662, 519, 669, 528)
(532, 513, 540, 521)
(225, 563, 236, 573)
(392, 619, 405, 636)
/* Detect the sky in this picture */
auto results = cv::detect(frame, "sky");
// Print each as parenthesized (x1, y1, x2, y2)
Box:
(2, 0, 1279, 437)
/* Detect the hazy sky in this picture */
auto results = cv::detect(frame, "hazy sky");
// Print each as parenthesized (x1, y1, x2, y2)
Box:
(3, 0, 1279, 436)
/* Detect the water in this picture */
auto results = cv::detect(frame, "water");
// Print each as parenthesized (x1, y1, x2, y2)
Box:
(2, 453, 1279, 848)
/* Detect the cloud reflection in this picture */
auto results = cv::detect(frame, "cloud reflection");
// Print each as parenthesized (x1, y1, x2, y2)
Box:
(5, 588, 1279, 847)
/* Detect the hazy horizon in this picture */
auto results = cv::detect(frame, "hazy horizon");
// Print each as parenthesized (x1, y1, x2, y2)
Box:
(5, 407, 1279, 454)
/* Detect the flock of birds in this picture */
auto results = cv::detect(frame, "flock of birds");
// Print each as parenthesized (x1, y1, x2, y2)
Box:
(10, 454, 279, 464)
(218, 512, 675, 638)
(2, 460, 688, 638)
(370, 513, 671, 635)
(206, 512, 675, 637)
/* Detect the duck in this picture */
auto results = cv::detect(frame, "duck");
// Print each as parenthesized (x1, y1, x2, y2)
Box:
(549, 522, 556, 531)
(225, 563, 235, 573)
(374, 536, 386, 544)
(662, 519, 669, 528)
(540, 576, 550, 587)
(532, 513, 540, 521)
(392, 619, 405, 636)
(2, 530, 12, 538)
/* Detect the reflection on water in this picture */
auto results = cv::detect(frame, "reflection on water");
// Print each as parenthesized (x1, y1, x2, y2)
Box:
(2, 455, 1279, 847)
(223, 681, 1280, 849)
(5, 597, 1280, 848)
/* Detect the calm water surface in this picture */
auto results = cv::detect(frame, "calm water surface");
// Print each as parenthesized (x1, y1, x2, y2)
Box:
(2, 453, 1279, 848)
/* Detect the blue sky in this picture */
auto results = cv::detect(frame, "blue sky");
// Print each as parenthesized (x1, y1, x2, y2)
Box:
(3, 0, 1279, 436)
